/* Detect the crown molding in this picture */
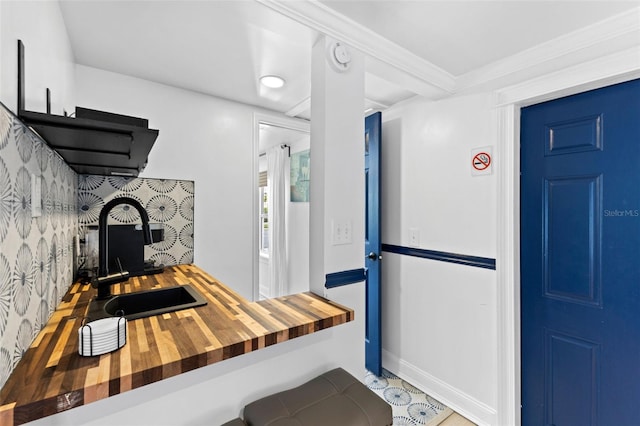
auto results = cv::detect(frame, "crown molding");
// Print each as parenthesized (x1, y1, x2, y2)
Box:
(286, 95, 391, 118)
(496, 46, 640, 107)
(285, 97, 311, 118)
(259, 1, 639, 105)
(261, 2, 639, 98)
(365, 97, 389, 110)
(455, 7, 640, 92)
(256, 0, 456, 95)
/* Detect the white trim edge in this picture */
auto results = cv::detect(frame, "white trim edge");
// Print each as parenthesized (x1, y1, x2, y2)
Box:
(383, 349, 497, 426)
(495, 103, 520, 426)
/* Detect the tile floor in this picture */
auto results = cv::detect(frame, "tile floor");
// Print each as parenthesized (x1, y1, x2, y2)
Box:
(439, 412, 476, 426)
(365, 369, 476, 426)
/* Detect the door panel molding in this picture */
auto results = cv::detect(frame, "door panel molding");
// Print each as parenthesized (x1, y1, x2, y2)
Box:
(543, 175, 602, 307)
(544, 328, 600, 426)
(545, 114, 603, 156)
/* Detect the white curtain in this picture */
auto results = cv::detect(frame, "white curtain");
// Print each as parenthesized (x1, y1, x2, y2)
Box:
(267, 146, 288, 297)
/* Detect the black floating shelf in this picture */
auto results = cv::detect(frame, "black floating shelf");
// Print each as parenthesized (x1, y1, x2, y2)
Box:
(16, 40, 158, 177)
(19, 108, 159, 177)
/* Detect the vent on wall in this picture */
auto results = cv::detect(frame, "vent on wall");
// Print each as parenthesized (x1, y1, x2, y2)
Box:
(16, 40, 159, 177)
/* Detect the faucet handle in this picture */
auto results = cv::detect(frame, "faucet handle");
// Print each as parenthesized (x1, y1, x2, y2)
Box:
(92, 271, 130, 300)
(92, 271, 130, 288)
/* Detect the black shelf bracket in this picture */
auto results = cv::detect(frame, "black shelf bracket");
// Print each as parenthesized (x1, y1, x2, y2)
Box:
(17, 40, 25, 113)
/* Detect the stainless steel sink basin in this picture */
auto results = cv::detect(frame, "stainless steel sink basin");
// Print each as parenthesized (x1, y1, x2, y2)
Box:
(89, 285, 207, 320)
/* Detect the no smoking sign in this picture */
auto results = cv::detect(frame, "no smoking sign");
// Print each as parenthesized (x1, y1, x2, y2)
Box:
(471, 146, 493, 176)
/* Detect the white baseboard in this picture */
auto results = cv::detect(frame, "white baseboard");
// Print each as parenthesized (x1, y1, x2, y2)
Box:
(382, 349, 497, 426)
(259, 285, 269, 300)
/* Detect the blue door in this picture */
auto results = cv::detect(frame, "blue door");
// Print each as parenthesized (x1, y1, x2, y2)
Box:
(521, 79, 640, 425)
(365, 112, 382, 376)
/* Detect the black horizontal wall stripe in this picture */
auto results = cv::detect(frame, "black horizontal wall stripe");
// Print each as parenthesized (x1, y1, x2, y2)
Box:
(381, 244, 496, 270)
(325, 268, 367, 289)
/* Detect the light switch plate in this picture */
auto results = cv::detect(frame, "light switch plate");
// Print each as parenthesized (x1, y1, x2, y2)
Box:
(332, 219, 353, 245)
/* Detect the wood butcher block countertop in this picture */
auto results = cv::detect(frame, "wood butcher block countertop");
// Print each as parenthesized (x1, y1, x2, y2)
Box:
(0, 265, 354, 425)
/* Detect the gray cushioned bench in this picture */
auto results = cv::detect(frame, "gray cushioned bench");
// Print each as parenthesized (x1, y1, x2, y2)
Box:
(222, 368, 392, 426)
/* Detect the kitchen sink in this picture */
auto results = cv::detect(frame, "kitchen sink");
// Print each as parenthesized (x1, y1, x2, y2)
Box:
(88, 285, 207, 320)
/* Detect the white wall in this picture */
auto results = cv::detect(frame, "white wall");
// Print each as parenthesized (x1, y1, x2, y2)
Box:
(287, 139, 311, 295)
(0, 0, 75, 114)
(258, 254, 270, 298)
(382, 93, 497, 257)
(75, 65, 287, 300)
(381, 93, 498, 425)
(287, 199, 310, 294)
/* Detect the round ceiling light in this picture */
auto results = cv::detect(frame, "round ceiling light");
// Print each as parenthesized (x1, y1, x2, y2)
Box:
(260, 75, 285, 89)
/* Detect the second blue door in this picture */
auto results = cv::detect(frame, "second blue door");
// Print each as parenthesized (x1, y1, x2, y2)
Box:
(365, 112, 382, 376)
(521, 79, 640, 425)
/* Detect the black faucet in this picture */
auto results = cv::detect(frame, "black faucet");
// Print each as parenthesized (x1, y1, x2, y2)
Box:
(93, 197, 153, 299)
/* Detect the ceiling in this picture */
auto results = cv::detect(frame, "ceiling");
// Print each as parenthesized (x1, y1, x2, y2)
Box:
(58, 1, 639, 120)
(320, 0, 638, 76)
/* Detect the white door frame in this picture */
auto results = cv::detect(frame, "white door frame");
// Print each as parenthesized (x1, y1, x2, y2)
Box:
(495, 47, 640, 426)
(252, 112, 310, 302)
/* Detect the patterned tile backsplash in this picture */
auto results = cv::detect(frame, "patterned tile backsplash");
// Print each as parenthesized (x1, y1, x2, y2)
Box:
(0, 104, 79, 389)
(77, 175, 194, 270)
(0, 102, 195, 391)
